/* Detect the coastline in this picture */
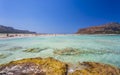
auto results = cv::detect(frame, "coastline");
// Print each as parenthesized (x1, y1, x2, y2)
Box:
(0, 33, 75, 39)
(0, 33, 120, 39)
(0, 34, 120, 74)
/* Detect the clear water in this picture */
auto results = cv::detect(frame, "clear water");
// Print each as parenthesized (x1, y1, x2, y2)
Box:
(0, 35, 120, 67)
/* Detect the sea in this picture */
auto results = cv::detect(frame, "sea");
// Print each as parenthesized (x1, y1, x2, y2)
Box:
(0, 34, 120, 67)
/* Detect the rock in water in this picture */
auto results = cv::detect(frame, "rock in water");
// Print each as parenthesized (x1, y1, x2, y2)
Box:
(0, 57, 67, 75)
(68, 62, 120, 75)
(53, 48, 80, 55)
(0, 57, 120, 75)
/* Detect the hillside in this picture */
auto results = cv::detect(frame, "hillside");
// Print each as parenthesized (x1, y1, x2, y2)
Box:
(76, 22, 120, 34)
(0, 25, 36, 33)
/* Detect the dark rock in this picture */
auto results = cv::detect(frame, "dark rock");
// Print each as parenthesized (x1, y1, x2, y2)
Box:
(6, 46, 23, 51)
(0, 53, 12, 59)
(53, 48, 80, 55)
(23, 47, 48, 53)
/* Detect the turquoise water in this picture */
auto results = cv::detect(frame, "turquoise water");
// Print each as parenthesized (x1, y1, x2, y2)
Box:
(0, 35, 120, 67)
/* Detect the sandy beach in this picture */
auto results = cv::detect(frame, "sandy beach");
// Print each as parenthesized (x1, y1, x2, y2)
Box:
(0, 33, 79, 39)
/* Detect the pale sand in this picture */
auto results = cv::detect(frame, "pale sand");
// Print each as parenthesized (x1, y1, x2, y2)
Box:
(0, 33, 78, 39)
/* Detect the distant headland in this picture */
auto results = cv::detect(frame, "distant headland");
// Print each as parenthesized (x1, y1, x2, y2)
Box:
(0, 25, 36, 34)
(76, 22, 120, 34)
(0, 22, 120, 38)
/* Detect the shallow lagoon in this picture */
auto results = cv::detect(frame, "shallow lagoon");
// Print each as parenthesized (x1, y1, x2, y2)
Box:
(0, 35, 120, 67)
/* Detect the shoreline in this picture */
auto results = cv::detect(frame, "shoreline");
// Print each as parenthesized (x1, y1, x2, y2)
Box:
(0, 34, 120, 74)
(0, 33, 75, 40)
(0, 33, 120, 39)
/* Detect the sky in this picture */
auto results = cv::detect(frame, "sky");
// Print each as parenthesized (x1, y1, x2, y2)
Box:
(0, 0, 120, 33)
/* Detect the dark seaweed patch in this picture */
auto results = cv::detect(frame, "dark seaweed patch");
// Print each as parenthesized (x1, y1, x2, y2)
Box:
(23, 47, 49, 53)
(5, 46, 23, 51)
(53, 47, 120, 55)
(0, 53, 12, 59)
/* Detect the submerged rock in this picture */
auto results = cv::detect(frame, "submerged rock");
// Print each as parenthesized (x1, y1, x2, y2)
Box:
(0, 53, 12, 59)
(53, 48, 80, 55)
(23, 48, 48, 53)
(6, 46, 23, 51)
(0, 57, 120, 75)
(68, 62, 120, 75)
(53, 47, 120, 55)
(0, 57, 67, 75)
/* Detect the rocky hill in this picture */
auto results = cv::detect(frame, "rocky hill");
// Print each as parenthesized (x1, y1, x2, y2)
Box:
(76, 22, 120, 34)
(0, 25, 36, 33)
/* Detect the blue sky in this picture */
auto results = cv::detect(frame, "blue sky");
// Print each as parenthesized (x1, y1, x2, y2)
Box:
(0, 0, 120, 33)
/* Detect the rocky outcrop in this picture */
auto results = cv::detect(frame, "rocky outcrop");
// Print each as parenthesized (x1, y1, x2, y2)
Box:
(0, 25, 36, 33)
(0, 57, 120, 75)
(0, 57, 67, 75)
(76, 22, 120, 34)
(68, 62, 120, 75)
